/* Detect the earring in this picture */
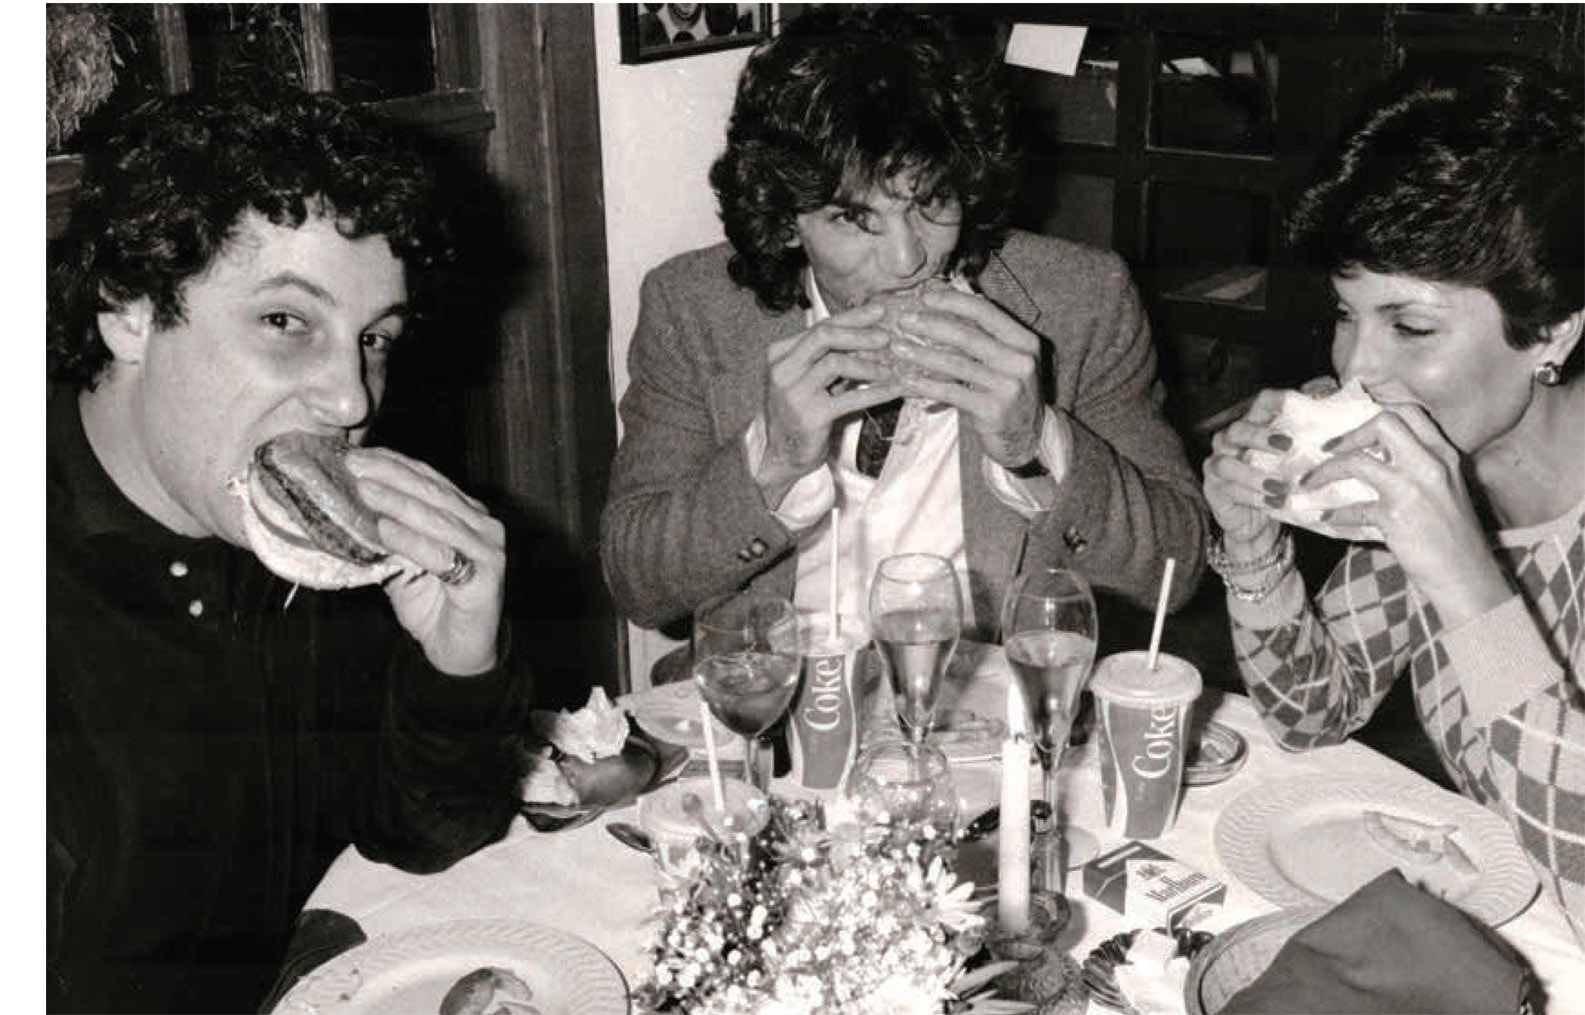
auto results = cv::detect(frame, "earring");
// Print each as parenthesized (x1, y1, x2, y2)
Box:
(1533, 361, 1563, 387)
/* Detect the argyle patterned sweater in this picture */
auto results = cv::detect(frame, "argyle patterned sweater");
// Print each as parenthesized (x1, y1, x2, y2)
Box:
(1228, 498, 1585, 949)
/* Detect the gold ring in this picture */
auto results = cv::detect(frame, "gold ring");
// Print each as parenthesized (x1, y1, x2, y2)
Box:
(437, 549, 476, 586)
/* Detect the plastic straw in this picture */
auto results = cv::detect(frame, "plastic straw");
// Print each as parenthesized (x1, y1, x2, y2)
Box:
(828, 506, 841, 637)
(699, 700, 726, 811)
(1146, 557, 1177, 671)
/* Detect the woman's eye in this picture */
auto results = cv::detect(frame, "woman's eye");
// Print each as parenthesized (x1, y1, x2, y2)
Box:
(1394, 323, 1436, 338)
(1332, 305, 1353, 324)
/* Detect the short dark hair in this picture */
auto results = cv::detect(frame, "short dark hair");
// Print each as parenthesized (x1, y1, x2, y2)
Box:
(1288, 58, 1583, 369)
(50, 86, 455, 388)
(709, 7, 1018, 313)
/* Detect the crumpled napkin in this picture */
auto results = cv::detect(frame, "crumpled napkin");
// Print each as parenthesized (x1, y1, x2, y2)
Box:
(1114, 928, 1193, 1015)
(1221, 869, 1532, 1014)
(529, 686, 629, 762)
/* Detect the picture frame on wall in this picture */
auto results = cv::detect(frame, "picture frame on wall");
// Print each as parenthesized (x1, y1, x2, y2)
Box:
(618, 3, 773, 65)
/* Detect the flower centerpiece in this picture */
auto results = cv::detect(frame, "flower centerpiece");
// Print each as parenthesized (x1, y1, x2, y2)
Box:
(633, 797, 1036, 1015)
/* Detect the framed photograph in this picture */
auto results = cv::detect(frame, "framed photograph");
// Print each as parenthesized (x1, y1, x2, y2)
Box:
(619, 3, 773, 65)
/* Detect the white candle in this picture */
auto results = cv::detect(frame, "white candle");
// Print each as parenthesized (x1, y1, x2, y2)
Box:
(998, 681, 1032, 934)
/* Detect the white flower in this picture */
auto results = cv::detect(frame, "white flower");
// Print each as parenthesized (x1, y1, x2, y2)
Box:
(856, 973, 949, 1015)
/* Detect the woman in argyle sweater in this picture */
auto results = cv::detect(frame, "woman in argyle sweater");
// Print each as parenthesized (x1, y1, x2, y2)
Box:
(1202, 58, 1584, 948)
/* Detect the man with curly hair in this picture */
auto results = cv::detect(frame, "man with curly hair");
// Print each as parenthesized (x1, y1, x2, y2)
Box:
(48, 88, 530, 1012)
(602, 9, 1209, 659)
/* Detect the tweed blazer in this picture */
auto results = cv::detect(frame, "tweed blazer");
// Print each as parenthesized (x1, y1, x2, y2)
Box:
(601, 229, 1210, 635)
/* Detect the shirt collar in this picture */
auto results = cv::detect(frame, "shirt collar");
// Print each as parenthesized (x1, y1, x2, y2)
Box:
(49, 383, 216, 554)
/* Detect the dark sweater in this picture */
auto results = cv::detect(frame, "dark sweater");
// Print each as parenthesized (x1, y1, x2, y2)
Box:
(46, 387, 529, 1013)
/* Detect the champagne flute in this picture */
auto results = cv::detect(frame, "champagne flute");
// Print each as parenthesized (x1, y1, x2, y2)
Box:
(870, 553, 962, 747)
(1000, 566, 1099, 887)
(693, 591, 800, 792)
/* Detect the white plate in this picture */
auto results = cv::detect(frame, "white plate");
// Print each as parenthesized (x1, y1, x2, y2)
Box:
(622, 681, 741, 755)
(1215, 775, 1538, 927)
(272, 919, 627, 1015)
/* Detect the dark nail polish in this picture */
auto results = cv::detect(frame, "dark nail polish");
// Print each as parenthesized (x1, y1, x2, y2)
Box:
(1321, 436, 1340, 453)
(1264, 494, 1285, 508)
(1267, 433, 1292, 451)
(1262, 479, 1288, 496)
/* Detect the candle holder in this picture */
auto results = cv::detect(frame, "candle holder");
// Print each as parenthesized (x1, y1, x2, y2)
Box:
(966, 889, 1087, 1011)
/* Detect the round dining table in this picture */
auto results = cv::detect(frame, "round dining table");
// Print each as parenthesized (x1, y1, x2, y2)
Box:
(287, 642, 1585, 1014)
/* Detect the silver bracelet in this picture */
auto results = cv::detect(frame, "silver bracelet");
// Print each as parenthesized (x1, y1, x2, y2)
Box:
(1208, 532, 1295, 602)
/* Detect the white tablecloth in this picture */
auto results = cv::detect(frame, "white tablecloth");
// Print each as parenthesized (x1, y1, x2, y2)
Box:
(300, 643, 1585, 1012)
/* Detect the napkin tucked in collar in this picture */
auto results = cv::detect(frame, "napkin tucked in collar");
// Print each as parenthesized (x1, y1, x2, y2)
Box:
(1222, 870, 1533, 1014)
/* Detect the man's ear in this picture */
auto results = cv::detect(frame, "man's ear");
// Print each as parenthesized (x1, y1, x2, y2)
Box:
(96, 296, 155, 366)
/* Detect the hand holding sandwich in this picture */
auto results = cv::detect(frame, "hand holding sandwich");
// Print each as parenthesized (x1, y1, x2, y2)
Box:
(757, 301, 903, 503)
(1295, 399, 1510, 629)
(1207, 380, 1510, 627)
(234, 433, 505, 677)
(887, 284, 1049, 471)
(345, 448, 506, 676)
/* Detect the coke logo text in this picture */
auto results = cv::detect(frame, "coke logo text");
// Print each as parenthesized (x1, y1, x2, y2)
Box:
(800, 656, 848, 732)
(1129, 704, 1180, 779)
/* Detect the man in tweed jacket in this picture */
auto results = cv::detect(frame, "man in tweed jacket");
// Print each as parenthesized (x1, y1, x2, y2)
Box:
(601, 9, 1208, 639)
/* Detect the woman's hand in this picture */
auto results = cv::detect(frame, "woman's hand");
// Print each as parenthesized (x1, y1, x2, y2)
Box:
(346, 449, 507, 676)
(1298, 403, 1511, 626)
(759, 302, 904, 497)
(1202, 389, 1289, 558)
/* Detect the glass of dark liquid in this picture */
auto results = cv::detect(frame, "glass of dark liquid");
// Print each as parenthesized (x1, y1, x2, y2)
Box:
(1000, 566, 1099, 887)
(869, 553, 962, 748)
(693, 591, 800, 792)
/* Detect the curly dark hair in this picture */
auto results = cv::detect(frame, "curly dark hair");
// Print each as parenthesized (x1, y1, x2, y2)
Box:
(1288, 58, 1583, 373)
(708, 7, 1018, 313)
(49, 85, 456, 388)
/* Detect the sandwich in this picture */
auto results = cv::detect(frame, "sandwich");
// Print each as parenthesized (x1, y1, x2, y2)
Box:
(228, 431, 417, 589)
(1244, 378, 1384, 540)
(829, 277, 963, 394)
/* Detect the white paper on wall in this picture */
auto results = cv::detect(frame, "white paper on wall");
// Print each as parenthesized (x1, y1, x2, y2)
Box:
(1004, 24, 1087, 77)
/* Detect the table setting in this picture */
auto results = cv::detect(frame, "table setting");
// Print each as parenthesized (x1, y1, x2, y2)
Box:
(271, 554, 1585, 1015)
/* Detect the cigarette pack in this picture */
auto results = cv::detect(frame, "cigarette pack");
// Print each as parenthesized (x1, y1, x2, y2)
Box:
(1083, 841, 1225, 931)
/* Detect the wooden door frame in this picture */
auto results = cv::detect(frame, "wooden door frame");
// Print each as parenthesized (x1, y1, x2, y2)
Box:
(472, 4, 620, 699)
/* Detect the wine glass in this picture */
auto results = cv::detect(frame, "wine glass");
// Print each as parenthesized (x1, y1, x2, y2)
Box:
(869, 553, 962, 748)
(692, 591, 800, 792)
(1000, 566, 1099, 889)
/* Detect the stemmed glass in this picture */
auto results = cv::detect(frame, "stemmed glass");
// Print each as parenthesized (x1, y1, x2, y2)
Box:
(692, 591, 801, 792)
(1000, 566, 1099, 890)
(869, 553, 963, 748)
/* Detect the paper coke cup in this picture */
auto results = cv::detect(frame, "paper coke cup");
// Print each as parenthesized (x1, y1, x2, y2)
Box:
(1090, 651, 1202, 840)
(788, 614, 868, 791)
(638, 778, 768, 891)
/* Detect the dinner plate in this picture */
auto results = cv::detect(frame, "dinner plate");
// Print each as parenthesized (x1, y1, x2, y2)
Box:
(1215, 774, 1538, 927)
(622, 680, 741, 755)
(271, 918, 627, 1015)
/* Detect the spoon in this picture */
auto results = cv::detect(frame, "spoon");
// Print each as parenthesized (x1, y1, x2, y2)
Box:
(606, 821, 655, 855)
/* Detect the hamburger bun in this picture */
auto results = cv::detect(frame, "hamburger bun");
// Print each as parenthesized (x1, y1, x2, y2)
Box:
(228, 432, 416, 589)
(1245, 379, 1384, 540)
